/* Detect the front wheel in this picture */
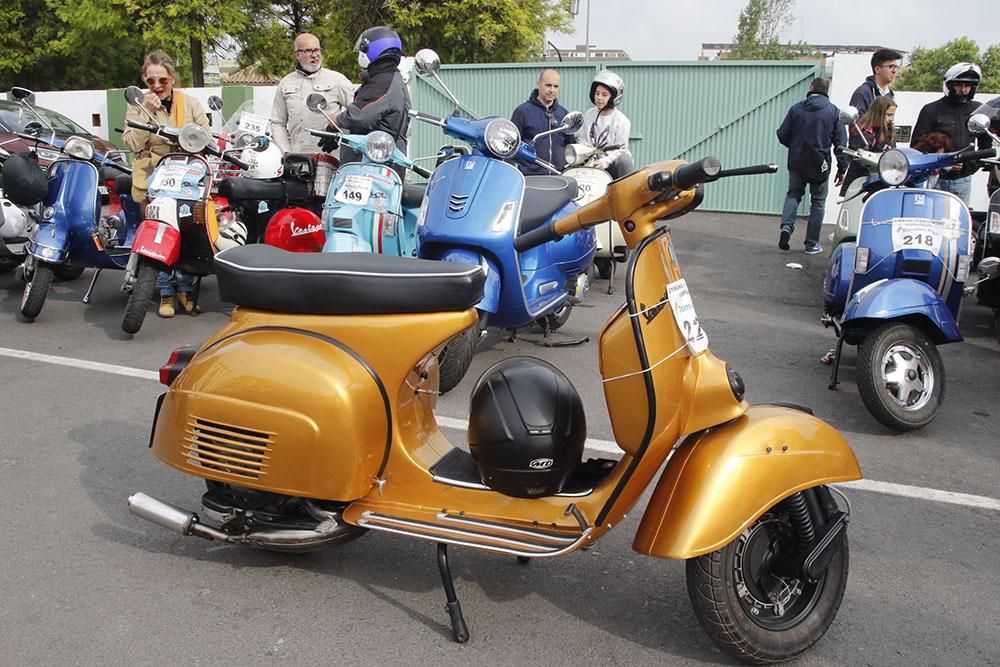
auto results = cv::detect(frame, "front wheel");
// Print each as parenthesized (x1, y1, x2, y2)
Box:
(20, 262, 55, 319)
(856, 322, 944, 431)
(686, 492, 849, 664)
(121, 257, 160, 334)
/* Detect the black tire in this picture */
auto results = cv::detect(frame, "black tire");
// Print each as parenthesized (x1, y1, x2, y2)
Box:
(686, 493, 849, 664)
(438, 324, 480, 394)
(538, 303, 573, 331)
(856, 323, 944, 431)
(121, 258, 159, 334)
(53, 264, 85, 281)
(595, 258, 612, 280)
(20, 262, 54, 319)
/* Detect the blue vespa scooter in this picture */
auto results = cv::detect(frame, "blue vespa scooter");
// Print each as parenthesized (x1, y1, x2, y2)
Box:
(8, 87, 137, 321)
(410, 50, 596, 338)
(822, 107, 998, 430)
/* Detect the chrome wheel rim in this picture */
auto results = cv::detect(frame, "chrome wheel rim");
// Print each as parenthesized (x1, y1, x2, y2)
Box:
(880, 341, 933, 411)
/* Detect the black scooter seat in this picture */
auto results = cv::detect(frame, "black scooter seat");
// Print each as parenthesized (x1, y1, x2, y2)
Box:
(518, 175, 578, 234)
(217, 177, 288, 202)
(215, 244, 485, 315)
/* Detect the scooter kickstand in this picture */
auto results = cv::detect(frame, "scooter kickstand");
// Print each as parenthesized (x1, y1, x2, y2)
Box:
(436, 543, 469, 643)
(827, 336, 845, 390)
(82, 268, 102, 304)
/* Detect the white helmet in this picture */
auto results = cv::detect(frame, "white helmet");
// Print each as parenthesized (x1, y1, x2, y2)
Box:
(215, 220, 248, 251)
(0, 197, 30, 239)
(240, 139, 284, 179)
(943, 62, 982, 99)
(590, 71, 625, 108)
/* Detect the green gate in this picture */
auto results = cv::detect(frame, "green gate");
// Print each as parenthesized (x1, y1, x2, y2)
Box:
(409, 60, 822, 215)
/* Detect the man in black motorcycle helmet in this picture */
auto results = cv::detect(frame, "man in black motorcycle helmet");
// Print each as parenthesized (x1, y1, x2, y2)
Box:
(911, 62, 991, 205)
(317, 26, 411, 176)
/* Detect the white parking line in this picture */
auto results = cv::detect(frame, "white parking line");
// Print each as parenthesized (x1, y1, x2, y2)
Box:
(3, 346, 998, 513)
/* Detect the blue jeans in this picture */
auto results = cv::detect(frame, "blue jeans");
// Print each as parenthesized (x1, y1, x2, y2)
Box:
(779, 170, 828, 247)
(936, 175, 972, 206)
(157, 269, 194, 297)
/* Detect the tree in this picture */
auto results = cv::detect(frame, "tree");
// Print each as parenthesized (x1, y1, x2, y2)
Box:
(894, 37, 981, 92)
(728, 0, 810, 60)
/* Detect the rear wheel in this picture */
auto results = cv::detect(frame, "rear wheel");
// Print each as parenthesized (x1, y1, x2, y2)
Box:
(53, 264, 85, 281)
(856, 323, 943, 431)
(121, 257, 160, 334)
(20, 262, 54, 319)
(438, 323, 481, 394)
(686, 491, 849, 664)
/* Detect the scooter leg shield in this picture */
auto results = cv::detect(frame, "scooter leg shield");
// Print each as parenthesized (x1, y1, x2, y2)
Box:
(632, 404, 861, 560)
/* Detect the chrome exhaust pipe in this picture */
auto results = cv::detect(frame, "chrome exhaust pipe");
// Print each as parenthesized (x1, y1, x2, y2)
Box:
(128, 492, 228, 541)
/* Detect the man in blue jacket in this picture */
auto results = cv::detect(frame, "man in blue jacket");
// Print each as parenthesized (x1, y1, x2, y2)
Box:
(511, 69, 567, 175)
(776, 77, 849, 254)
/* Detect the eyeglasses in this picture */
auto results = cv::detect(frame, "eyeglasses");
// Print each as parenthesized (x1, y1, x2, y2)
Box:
(145, 77, 171, 86)
(879, 64, 900, 71)
(295, 48, 321, 55)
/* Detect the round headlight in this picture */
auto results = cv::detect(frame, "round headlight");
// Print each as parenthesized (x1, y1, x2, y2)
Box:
(878, 149, 909, 186)
(484, 119, 520, 159)
(564, 144, 580, 166)
(364, 131, 395, 163)
(178, 124, 211, 153)
(64, 136, 94, 161)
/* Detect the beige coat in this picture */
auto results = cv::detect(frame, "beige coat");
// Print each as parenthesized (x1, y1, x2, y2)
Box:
(270, 68, 354, 154)
(122, 90, 210, 200)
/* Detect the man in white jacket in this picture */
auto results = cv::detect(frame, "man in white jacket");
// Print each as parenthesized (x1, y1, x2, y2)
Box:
(270, 33, 354, 155)
(577, 71, 633, 178)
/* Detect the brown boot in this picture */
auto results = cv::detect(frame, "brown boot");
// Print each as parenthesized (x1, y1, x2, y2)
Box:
(158, 295, 175, 318)
(176, 291, 198, 315)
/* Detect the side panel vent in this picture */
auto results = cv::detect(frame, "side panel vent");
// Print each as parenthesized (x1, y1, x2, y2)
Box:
(183, 418, 273, 480)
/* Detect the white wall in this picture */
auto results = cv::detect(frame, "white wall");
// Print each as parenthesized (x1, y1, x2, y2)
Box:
(29, 89, 109, 140)
(828, 53, 997, 218)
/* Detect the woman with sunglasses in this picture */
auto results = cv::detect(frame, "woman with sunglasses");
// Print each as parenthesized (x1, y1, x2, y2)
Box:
(122, 50, 210, 319)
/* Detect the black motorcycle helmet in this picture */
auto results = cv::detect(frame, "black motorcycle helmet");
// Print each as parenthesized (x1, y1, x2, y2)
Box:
(468, 357, 586, 498)
(2, 151, 48, 207)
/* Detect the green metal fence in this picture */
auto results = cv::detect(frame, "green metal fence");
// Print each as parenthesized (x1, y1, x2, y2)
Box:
(410, 60, 822, 215)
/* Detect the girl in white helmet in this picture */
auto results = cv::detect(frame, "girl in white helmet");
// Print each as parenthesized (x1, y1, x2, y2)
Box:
(577, 71, 634, 179)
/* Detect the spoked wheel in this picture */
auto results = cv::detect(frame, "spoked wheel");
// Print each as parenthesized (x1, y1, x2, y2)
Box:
(438, 323, 481, 394)
(20, 261, 55, 319)
(856, 323, 944, 431)
(686, 494, 849, 664)
(121, 257, 160, 334)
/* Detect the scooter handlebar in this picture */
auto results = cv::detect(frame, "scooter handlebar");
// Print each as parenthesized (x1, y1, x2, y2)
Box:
(514, 222, 562, 253)
(125, 119, 161, 134)
(412, 164, 432, 179)
(647, 157, 723, 191)
(958, 147, 998, 163)
(409, 110, 446, 127)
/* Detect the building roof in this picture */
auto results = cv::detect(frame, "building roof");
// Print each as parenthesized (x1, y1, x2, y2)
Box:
(223, 64, 281, 85)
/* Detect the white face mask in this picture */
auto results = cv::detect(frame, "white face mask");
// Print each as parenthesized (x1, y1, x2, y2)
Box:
(357, 51, 370, 70)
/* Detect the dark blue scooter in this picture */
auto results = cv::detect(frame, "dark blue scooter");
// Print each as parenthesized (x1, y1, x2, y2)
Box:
(7, 88, 136, 321)
(822, 107, 997, 430)
(410, 50, 596, 340)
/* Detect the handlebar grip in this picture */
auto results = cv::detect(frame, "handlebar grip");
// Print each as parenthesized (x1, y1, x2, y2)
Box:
(715, 163, 779, 178)
(409, 110, 445, 126)
(125, 119, 159, 133)
(228, 155, 250, 170)
(648, 171, 673, 191)
(960, 148, 998, 162)
(412, 164, 432, 179)
(514, 222, 562, 253)
(672, 157, 722, 190)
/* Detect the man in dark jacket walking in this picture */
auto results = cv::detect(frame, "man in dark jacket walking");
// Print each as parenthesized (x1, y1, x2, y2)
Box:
(849, 49, 901, 117)
(776, 77, 849, 254)
(511, 69, 567, 175)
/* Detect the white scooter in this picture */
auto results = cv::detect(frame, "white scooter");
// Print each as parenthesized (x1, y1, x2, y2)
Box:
(564, 143, 627, 292)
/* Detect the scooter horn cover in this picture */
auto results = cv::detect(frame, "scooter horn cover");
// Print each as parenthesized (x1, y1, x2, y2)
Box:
(2, 152, 48, 207)
(468, 357, 586, 498)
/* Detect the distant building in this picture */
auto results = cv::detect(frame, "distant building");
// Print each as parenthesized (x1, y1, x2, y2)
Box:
(222, 64, 281, 86)
(700, 43, 906, 68)
(544, 44, 630, 62)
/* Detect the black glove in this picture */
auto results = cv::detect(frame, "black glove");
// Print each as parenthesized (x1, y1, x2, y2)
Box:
(317, 125, 340, 153)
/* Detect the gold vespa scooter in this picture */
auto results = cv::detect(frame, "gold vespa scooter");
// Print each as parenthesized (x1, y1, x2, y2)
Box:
(129, 156, 862, 664)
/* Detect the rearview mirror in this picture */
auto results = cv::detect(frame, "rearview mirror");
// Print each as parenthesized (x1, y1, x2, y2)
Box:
(414, 49, 441, 76)
(968, 113, 991, 135)
(977, 255, 999, 279)
(306, 93, 328, 113)
(838, 106, 859, 125)
(124, 86, 144, 106)
(11, 87, 35, 102)
(24, 121, 43, 136)
(561, 111, 583, 134)
(207, 95, 224, 112)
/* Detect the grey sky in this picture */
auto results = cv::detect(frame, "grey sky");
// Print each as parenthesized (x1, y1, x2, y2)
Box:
(548, 0, 1000, 61)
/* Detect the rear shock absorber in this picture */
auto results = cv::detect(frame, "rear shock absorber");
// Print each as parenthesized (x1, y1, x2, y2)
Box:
(786, 492, 816, 544)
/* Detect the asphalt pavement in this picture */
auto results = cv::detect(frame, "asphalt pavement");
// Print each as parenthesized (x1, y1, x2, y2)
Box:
(0, 212, 997, 665)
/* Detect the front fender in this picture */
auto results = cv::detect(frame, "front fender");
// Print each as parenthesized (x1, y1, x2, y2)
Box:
(27, 221, 69, 263)
(439, 248, 499, 313)
(133, 219, 181, 265)
(843, 278, 962, 343)
(633, 404, 861, 560)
